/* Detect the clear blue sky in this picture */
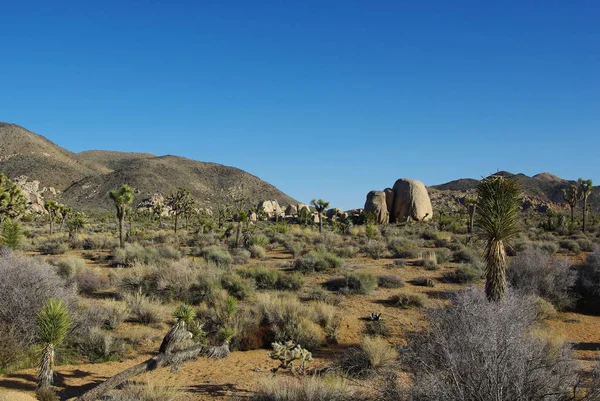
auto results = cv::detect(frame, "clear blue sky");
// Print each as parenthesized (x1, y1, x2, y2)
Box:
(1, 1, 598, 210)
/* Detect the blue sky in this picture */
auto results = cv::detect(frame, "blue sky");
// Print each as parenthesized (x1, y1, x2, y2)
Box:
(1, 1, 598, 210)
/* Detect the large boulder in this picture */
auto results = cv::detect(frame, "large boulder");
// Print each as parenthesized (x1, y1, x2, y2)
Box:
(364, 190, 389, 224)
(285, 204, 298, 216)
(391, 178, 433, 222)
(259, 200, 283, 219)
(13, 175, 57, 214)
(326, 207, 344, 220)
(384, 188, 395, 215)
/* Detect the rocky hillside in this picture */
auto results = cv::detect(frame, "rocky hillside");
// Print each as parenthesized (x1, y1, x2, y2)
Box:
(0, 123, 298, 212)
(430, 171, 600, 214)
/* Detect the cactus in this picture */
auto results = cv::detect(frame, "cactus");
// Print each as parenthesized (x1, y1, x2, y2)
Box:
(269, 341, 313, 374)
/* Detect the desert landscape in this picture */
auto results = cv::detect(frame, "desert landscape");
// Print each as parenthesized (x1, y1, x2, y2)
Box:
(0, 122, 599, 400)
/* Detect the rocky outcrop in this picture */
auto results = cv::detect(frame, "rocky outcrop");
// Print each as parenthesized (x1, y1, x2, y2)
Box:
(365, 178, 433, 224)
(137, 193, 171, 216)
(13, 175, 57, 214)
(285, 204, 298, 216)
(391, 179, 433, 222)
(259, 200, 284, 219)
(364, 191, 389, 224)
(326, 207, 344, 220)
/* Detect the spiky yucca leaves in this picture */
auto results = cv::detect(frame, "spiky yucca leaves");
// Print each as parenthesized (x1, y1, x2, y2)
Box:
(37, 299, 70, 390)
(160, 304, 198, 354)
(475, 175, 521, 302)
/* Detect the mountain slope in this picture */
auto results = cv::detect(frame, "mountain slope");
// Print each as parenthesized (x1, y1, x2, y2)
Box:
(63, 155, 298, 210)
(0, 123, 109, 189)
(0, 123, 299, 211)
(432, 172, 600, 214)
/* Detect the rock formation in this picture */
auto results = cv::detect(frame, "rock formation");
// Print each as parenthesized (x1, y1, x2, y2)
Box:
(364, 191, 389, 224)
(259, 200, 284, 219)
(13, 175, 57, 214)
(365, 178, 433, 224)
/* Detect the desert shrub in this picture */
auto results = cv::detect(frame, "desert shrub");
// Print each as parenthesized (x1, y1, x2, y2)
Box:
(96, 300, 130, 330)
(242, 265, 303, 291)
(36, 388, 60, 401)
(334, 244, 359, 258)
(388, 238, 421, 259)
(250, 375, 367, 401)
(324, 272, 378, 295)
(311, 302, 341, 344)
(74, 269, 110, 294)
(575, 250, 600, 313)
(452, 246, 480, 263)
(577, 238, 594, 252)
(124, 292, 163, 325)
(362, 239, 388, 259)
(534, 296, 558, 320)
(411, 277, 435, 287)
(415, 251, 438, 270)
(50, 256, 88, 279)
(111, 243, 158, 266)
(249, 244, 267, 259)
(392, 259, 406, 268)
(253, 293, 325, 351)
(231, 247, 251, 265)
(388, 292, 426, 308)
(533, 241, 559, 254)
(559, 239, 580, 254)
(444, 265, 482, 284)
(202, 245, 233, 268)
(364, 319, 392, 338)
(434, 248, 452, 264)
(285, 240, 306, 258)
(82, 234, 119, 250)
(294, 251, 341, 273)
(404, 289, 578, 401)
(338, 336, 398, 378)
(220, 273, 255, 300)
(156, 245, 183, 260)
(249, 234, 270, 247)
(38, 239, 70, 255)
(507, 248, 575, 310)
(106, 379, 182, 401)
(75, 326, 126, 362)
(377, 275, 404, 289)
(0, 250, 76, 368)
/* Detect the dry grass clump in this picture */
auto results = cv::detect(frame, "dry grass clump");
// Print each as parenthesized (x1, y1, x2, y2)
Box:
(250, 375, 368, 401)
(388, 292, 427, 308)
(294, 251, 342, 273)
(324, 272, 378, 295)
(106, 379, 183, 401)
(362, 239, 389, 259)
(124, 291, 165, 325)
(337, 336, 398, 378)
(240, 265, 304, 291)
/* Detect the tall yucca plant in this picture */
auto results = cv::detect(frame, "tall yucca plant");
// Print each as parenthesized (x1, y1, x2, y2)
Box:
(475, 175, 521, 302)
(159, 304, 197, 354)
(37, 299, 70, 390)
(109, 184, 134, 248)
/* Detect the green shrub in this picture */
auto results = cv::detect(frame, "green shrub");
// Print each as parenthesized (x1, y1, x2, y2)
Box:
(111, 243, 158, 266)
(250, 234, 270, 247)
(337, 336, 398, 378)
(1, 218, 21, 250)
(362, 240, 388, 259)
(444, 266, 482, 284)
(577, 238, 594, 252)
(231, 248, 251, 265)
(203, 245, 233, 268)
(50, 256, 88, 279)
(38, 239, 69, 255)
(452, 246, 479, 263)
(220, 273, 254, 300)
(434, 248, 452, 264)
(388, 238, 421, 259)
(388, 292, 426, 308)
(377, 275, 404, 288)
(124, 292, 163, 325)
(559, 240, 580, 254)
(242, 265, 303, 291)
(249, 244, 267, 259)
(324, 272, 377, 295)
(294, 251, 341, 273)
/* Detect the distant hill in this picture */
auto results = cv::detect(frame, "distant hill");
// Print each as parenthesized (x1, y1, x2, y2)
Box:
(431, 171, 600, 214)
(0, 123, 299, 212)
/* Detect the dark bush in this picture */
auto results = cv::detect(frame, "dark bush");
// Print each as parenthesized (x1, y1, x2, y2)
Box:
(403, 289, 578, 401)
(324, 272, 377, 295)
(294, 251, 342, 273)
(377, 275, 405, 289)
(575, 250, 600, 313)
(507, 249, 575, 310)
(444, 265, 482, 284)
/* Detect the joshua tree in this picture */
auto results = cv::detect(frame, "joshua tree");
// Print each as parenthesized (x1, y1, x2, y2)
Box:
(166, 187, 194, 234)
(43, 200, 59, 235)
(0, 174, 26, 223)
(463, 195, 477, 234)
(475, 175, 521, 302)
(109, 184, 134, 248)
(562, 184, 582, 225)
(36, 299, 70, 391)
(310, 199, 329, 233)
(57, 204, 71, 231)
(235, 211, 248, 247)
(579, 178, 593, 232)
(66, 212, 87, 243)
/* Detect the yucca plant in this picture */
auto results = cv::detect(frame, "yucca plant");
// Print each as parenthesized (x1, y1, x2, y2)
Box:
(159, 304, 199, 353)
(37, 299, 70, 390)
(579, 178, 593, 232)
(109, 184, 134, 248)
(475, 175, 521, 302)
